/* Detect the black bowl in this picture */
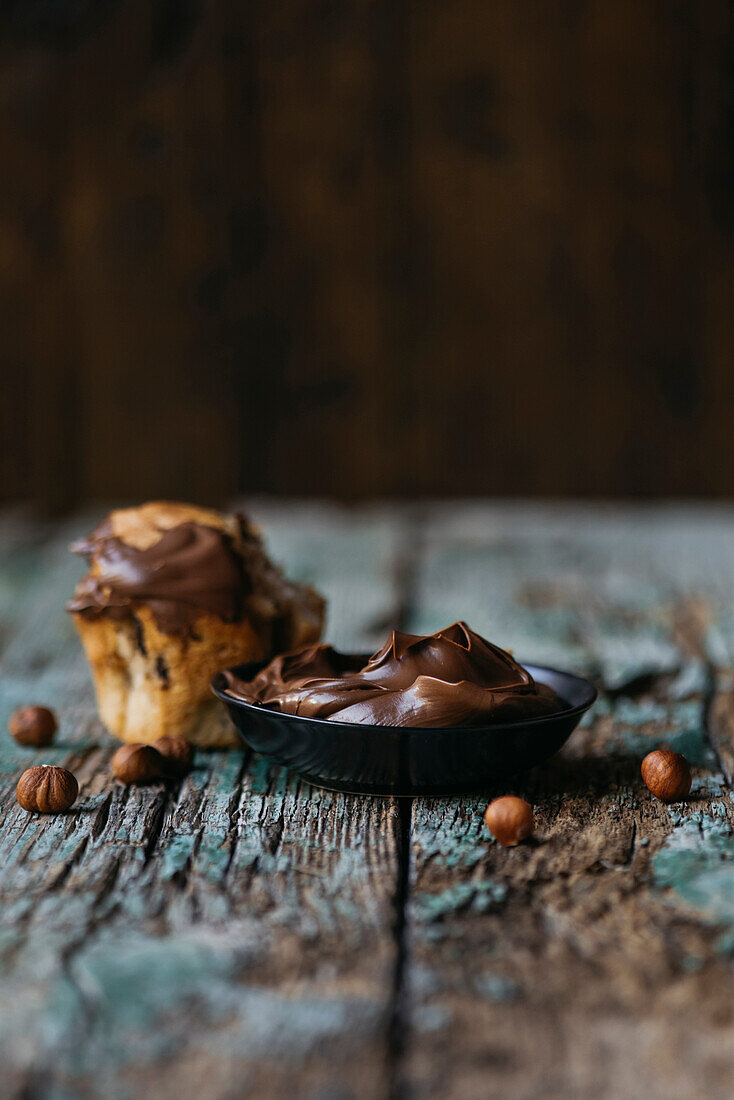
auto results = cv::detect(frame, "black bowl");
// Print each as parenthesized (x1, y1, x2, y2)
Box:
(211, 661, 597, 797)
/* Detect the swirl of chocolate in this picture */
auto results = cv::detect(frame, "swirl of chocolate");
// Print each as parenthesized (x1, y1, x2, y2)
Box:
(220, 621, 565, 727)
(67, 521, 248, 635)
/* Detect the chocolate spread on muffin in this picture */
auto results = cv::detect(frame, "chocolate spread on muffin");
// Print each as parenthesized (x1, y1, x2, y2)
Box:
(67, 507, 319, 643)
(68, 520, 251, 634)
(220, 621, 565, 727)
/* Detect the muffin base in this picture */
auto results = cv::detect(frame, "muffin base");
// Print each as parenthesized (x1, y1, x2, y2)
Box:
(71, 605, 269, 747)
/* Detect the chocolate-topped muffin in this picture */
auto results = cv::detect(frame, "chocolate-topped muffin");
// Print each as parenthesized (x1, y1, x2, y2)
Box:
(68, 502, 325, 747)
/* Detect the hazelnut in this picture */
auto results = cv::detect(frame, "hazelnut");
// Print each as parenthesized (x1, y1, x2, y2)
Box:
(9, 706, 57, 747)
(16, 765, 78, 813)
(484, 796, 534, 846)
(111, 743, 165, 785)
(154, 736, 193, 776)
(641, 750, 691, 802)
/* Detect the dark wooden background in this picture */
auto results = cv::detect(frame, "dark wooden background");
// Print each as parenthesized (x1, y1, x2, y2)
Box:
(1, 0, 733, 512)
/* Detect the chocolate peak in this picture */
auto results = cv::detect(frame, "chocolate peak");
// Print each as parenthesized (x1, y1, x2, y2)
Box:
(220, 621, 565, 727)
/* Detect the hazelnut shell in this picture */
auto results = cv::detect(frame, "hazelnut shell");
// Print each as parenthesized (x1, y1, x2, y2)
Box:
(484, 796, 535, 846)
(111, 744, 165, 785)
(16, 765, 78, 813)
(9, 706, 57, 747)
(154, 736, 193, 776)
(641, 750, 691, 802)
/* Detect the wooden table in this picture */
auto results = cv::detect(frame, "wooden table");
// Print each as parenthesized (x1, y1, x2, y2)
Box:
(2, 501, 734, 1099)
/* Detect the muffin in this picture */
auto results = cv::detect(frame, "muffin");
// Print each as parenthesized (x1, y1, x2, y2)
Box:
(67, 501, 325, 747)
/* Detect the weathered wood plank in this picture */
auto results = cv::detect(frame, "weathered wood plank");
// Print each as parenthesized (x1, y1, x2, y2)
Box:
(0, 504, 407, 1099)
(400, 503, 734, 1099)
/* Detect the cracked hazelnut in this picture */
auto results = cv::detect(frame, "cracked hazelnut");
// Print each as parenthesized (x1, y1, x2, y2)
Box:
(154, 736, 193, 776)
(9, 706, 57, 747)
(16, 765, 78, 813)
(484, 796, 534, 846)
(111, 743, 165, 785)
(641, 750, 691, 802)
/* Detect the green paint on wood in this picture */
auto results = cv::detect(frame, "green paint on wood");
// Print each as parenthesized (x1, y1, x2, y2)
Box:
(21, 927, 382, 1075)
(611, 697, 714, 767)
(4, 503, 734, 1092)
(413, 880, 508, 923)
(473, 972, 521, 1002)
(652, 801, 734, 952)
(411, 798, 490, 872)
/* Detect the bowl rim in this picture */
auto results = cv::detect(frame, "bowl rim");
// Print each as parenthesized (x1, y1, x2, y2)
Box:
(211, 660, 598, 735)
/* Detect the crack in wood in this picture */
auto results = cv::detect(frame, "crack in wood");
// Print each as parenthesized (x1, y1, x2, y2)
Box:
(90, 793, 112, 842)
(225, 760, 286, 893)
(387, 796, 412, 1100)
(48, 835, 91, 893)
(386, 504, 424, 1097)
(142, 793, 171, 865)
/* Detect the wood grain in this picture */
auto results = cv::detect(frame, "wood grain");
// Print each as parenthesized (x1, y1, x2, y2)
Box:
(2, 502, 734, 1097)
(0, 504, 407, 1098)
(400, 503, 734, 1099)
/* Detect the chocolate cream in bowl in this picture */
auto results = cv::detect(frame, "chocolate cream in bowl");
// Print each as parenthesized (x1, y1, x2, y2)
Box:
(220, 621, 565, 727)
